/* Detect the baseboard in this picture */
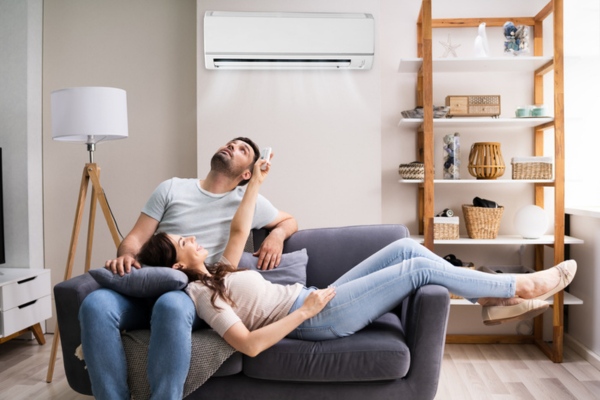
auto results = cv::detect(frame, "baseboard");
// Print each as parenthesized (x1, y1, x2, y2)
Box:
(565, 333, 600, 372)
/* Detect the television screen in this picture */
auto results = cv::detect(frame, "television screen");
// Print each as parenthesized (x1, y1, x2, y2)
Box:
(0, 148, 4, 264)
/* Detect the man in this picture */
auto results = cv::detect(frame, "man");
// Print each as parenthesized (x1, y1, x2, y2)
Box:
(79, 137, 297, 400)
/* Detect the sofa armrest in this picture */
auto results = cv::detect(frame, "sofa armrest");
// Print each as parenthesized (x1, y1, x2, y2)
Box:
(400, 284, 450, 399)
(54, 273, 101, 394)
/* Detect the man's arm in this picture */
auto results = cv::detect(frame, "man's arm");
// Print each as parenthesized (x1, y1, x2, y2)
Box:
(105, 213, 159, 275)
(254, 211, 298, 270)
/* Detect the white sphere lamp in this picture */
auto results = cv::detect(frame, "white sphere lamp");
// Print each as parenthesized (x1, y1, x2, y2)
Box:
(514, 205, 549, 239)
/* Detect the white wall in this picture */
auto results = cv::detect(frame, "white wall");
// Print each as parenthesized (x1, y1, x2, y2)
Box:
(567, 214, 600, 366)
(196, 0, 382, 230)
(0, 0, 44, 270)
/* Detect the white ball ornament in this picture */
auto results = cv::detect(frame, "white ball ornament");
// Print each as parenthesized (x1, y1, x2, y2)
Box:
(514, 205, 549, 239)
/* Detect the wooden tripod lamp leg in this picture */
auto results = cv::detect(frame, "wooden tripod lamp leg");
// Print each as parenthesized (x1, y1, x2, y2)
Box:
(46, 165, 90, 383)
(46, 163, 122, 383)
(85, 167, 99, 273)
(87, 164, 121, 250)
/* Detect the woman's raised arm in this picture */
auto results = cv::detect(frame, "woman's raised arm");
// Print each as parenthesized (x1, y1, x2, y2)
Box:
(222, 158, 270, 266)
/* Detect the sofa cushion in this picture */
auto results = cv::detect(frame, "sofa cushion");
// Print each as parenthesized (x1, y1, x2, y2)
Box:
(212, 352, 243, 377)
(239, 248, 308, 285)
(242, 312, 410, 382)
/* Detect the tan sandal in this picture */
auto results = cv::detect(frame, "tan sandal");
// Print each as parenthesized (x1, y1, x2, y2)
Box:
(482, 299, 549, 326)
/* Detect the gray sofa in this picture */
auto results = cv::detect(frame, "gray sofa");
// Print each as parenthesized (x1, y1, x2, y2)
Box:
(54, 224, 451, 400)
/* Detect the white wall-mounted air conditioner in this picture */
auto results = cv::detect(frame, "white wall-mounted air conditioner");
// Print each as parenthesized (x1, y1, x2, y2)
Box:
(204, 11, 374, 70)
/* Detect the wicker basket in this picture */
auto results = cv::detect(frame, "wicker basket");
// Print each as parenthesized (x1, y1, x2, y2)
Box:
(398, 162, 424, 180)
(434, 217, 459, 240)
(468, 142, 505, 179)
(462, 204, 504, 239)
(511, 157, 553, 180)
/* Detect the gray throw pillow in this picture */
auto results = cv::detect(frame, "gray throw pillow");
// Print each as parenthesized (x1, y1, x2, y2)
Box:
(239, 249, 308, 285)
(88, 266, 188, 298)
(88, 249, 309, 298)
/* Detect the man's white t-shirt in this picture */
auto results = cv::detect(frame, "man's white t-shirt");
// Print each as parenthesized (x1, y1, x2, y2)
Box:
(142, 178, 279, 264)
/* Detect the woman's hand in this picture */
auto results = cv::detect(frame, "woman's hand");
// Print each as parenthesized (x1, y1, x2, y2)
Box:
(300, 287, 336, 319)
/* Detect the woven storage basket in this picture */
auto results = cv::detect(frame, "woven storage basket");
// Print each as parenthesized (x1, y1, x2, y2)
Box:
(511, 157, 552, 180)
(398, 162, 424, 180)
(468, 142, 505, 179)
(434, 217, 459, 240)
(462, 204, 504, 239)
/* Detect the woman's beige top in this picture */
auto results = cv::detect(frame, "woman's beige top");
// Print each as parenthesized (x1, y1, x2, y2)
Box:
(186, 270, 303, 336)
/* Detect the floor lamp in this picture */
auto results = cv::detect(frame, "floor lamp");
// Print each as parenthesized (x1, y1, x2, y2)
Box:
(46, 87, 128, 383)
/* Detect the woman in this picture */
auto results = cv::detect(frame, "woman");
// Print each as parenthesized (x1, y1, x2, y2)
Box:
(138, 158, 576, 357)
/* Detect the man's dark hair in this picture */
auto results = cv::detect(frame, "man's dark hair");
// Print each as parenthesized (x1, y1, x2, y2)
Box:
(233, 136, 260, 186)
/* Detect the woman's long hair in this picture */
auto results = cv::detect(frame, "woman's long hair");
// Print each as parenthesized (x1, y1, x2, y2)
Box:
(137, 232, 241, 309)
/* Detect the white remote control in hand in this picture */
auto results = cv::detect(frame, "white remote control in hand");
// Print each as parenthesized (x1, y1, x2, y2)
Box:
(260, 147, 272, 170)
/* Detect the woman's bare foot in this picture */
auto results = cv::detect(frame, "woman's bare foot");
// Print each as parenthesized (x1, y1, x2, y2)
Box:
(515, 260, 577, 300)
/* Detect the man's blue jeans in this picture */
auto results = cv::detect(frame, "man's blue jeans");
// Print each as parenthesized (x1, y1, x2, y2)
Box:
(288, 238, 516, 341)
(79, 289, 202, 400)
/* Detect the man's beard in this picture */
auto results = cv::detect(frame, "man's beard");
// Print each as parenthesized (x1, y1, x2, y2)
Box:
(210, 152, 245, 178)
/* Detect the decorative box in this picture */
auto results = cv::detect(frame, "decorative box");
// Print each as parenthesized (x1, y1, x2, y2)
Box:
(445, 95, 501, 118)
(433, 216, 459, 240)
(511, 157, 553, 180)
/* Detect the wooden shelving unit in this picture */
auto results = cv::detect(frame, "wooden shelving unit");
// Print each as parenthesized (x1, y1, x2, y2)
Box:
(401, 0, 575, 362)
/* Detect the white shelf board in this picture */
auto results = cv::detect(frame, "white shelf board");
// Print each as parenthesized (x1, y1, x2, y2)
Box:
(566, 206, 600, 219)
(398, 56, 554, 74)
(398, 116, 554, 129)
(451, 292, 582, 306)
(410, 235, 584, 245)
(399, 178, 554, 184)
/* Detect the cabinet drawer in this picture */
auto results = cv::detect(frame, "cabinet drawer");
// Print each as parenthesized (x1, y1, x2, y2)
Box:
(0, 272, 51, 311)
(446, 96, 468, 114)
(0, 295, 52, 337)
(469, 105, 500, 114)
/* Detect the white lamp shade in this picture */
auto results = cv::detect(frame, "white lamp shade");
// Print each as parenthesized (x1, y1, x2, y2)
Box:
(51, 87, 128, 144)
(513, 205, 549, 239)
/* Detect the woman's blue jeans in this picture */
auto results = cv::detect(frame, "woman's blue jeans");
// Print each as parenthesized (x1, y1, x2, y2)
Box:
(79, 289, 202, 400)
(288, 238, 516, 341)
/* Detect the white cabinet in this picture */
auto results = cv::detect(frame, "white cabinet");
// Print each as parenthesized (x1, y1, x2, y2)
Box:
(0, 268, 51, 344)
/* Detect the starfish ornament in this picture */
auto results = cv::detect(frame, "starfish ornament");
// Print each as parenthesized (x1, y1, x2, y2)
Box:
(439, 35, 461, 58)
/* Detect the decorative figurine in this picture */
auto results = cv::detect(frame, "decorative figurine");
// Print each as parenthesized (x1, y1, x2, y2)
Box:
(439, 35, 461, 58)
(443, 132, 460, 179)
(503, 21, 529, 55)
(474, 23, 490, 57)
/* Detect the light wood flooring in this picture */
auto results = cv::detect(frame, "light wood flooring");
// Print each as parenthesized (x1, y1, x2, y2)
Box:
(0, 334, 599, 399)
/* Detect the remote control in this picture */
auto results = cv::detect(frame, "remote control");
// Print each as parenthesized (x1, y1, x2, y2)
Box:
(260, 147, 272, 170)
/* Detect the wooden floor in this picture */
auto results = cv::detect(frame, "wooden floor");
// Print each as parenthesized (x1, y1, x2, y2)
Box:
(1, 334, 599, 399)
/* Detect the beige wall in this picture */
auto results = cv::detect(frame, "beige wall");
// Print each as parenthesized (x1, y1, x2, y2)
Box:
(196, 0, 382, 230)
(42, 0, 197, 330)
